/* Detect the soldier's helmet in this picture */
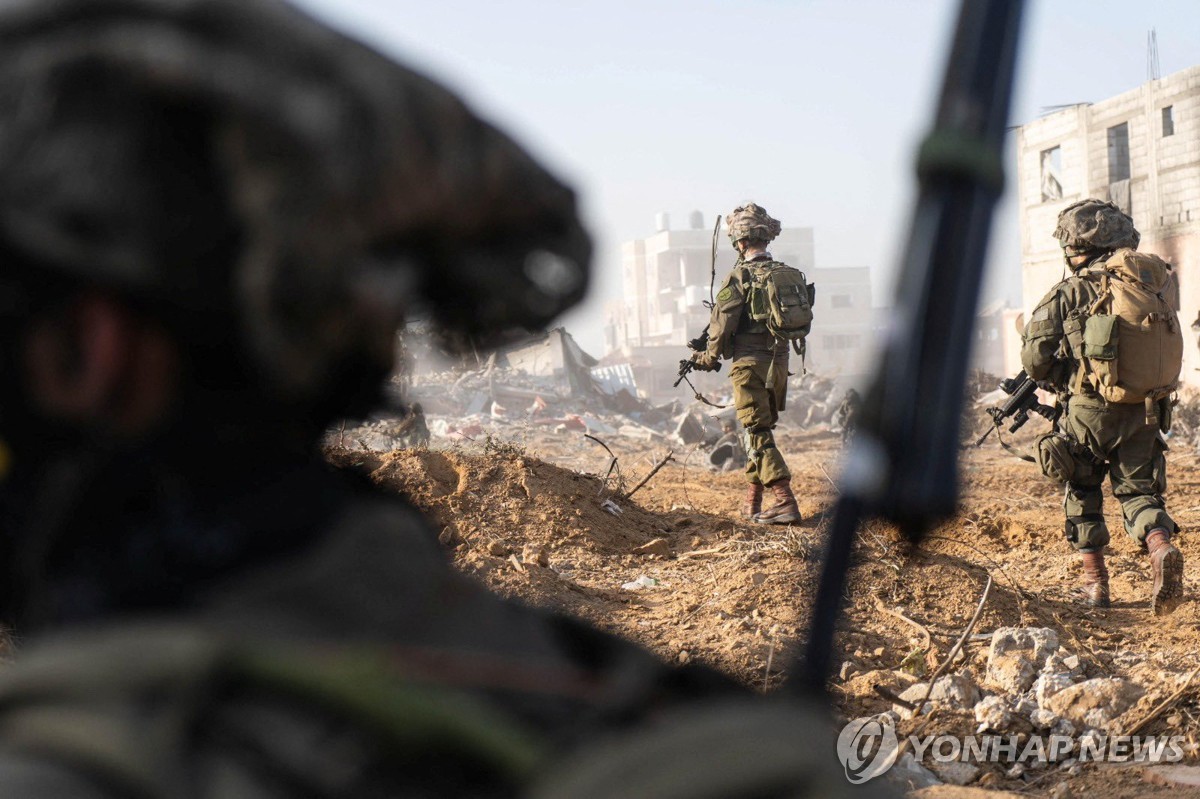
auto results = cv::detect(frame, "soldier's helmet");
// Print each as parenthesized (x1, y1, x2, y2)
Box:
(0, 0, 590, 411)
(725, 203, 782, 245)
(1053, 198, 1140, 254)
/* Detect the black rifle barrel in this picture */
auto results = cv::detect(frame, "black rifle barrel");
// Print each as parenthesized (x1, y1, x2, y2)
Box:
(797, 0, 1026, 693)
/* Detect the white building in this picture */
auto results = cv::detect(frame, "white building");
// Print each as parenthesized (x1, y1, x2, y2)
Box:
(1016, 65, 1200, 382)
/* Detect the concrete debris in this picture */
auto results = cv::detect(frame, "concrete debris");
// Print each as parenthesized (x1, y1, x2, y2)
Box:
(1029, 708, 1059, 729)
(929, 760, 980, 787)
(1045, 677, 1145, 730)
(1035, 671, 1076, 709)
(895, 674, 980, 719)
(974, 695, 1013, 732)
(986, 627, 1059, 693)
(889, 752, 942, 790)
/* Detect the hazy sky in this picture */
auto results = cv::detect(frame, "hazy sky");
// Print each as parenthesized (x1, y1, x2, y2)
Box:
(291, 0, 1200, 353)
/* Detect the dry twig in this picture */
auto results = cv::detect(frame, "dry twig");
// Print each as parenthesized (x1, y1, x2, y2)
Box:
(902, 574, 993, 752)
(625, 450, 676, 499)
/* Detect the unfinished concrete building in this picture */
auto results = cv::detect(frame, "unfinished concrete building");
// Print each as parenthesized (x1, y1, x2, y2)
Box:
(1016, 65, 1200, 382)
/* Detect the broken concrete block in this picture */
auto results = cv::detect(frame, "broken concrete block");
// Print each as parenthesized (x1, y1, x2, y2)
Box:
(895, 674, 980, 719)
(888, 752, 941, 790)
(1030, 708, 1059, 729)
(986, 627, 1059, 693)
(974, 695, 1012, 732)
(1036, 671, 1075, 708)
(1046, 678, 1145, 730)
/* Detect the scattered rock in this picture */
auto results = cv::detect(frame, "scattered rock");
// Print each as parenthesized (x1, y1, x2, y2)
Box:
(895, 674, 980, 719)
(974, 695, 1012, 731)
(632, 538, 671, 558)
(521, 544, 549, 567)
(486, 540, 509, 557)
(1036, 672, 1075, 708)
(1052, 717, 1076, 737)
(986, 627, 1059, 693)
(929, 760, 980, 786)
(1030, 708, 1059, 729)
(1005, 763, 1024, 779)
(437, 526, 458, 546)
(888, 752, 941, 790)
(1046, 678, 1145, 729)
(839, 661, 858, 681)
(620, 575, 660, 590)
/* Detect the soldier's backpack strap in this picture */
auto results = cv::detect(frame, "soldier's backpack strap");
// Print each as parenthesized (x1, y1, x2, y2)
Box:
(0, 625, 546, 798)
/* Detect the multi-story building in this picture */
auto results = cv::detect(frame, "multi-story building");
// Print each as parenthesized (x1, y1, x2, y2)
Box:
(604, 211, 874, 401)
(1016, 65, 1200, 381)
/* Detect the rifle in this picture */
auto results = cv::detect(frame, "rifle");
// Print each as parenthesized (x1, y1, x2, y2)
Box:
(975, 370, 1058, 447)
(687, 325, 710, 353)
(674, 356, 721, 388)
(797, 0, 1026, 693)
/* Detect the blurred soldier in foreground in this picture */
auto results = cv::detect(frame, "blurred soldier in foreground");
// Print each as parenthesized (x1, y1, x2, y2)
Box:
(1021, 199, 1184, 614)
(690, 204, 813, 524)
(0, 0, 871, 796)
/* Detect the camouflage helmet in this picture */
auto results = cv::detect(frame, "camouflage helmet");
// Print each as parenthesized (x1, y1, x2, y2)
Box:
(1053, 199, 1140, 253)
(0, 0, 590, 404)
(725, 203, 782, 246)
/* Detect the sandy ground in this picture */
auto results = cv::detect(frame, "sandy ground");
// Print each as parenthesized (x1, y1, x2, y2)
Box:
(327, 423, 1200, 798)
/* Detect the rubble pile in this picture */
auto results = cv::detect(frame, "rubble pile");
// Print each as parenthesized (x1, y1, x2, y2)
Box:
(839, 625, 1182, 791)
(329, 330, 858, 462)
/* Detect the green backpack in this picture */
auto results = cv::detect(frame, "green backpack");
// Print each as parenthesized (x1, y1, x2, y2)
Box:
(746, 261, 815, 354)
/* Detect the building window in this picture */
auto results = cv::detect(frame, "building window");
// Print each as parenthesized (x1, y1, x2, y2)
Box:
(1163, 105, 1175, 137)
(1040, 146, 1062, 201)
(1107, 122, 1130, 183)
(831, 294, 852, 308)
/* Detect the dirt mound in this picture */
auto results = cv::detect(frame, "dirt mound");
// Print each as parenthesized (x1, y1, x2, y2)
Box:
(327, 430, 1200, 797)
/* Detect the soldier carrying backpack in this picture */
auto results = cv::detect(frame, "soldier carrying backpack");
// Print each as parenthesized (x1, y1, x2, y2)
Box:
(689, 203, 814, 524)
(1022, 198, 1184, 614)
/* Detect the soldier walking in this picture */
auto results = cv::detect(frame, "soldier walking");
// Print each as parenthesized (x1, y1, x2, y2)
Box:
(690, 203, 812, 524)
(1021, 199, 1185, 614)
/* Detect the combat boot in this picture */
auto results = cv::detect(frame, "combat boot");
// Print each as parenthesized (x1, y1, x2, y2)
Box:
(741, 483, 763, 518)
(1078, 551, 1110, 608)
(754, 479, 801, 525)
(1146, 528, 1184, 616)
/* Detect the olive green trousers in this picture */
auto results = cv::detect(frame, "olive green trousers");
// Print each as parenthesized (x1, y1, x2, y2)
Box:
(730, 357, 790, 486)
(1059, 395, 1175, 552)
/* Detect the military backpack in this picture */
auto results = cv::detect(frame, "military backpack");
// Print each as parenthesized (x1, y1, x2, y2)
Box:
(1074, 249, 1182, 406)
(745, 261, 815, 354)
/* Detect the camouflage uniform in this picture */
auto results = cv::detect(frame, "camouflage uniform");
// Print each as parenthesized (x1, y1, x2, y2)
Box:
(706, 255, 792, 487)
(1020, 198, 1183, 615)
(1021, 264, 1175, 551)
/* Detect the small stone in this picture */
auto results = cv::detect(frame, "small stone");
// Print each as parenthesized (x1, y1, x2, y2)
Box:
(1052, 717, 1076, 737)
(1006, 763, 1025, 779)
(888, 752, 941, 790)
(839, 661, 858, 681)
(633, 538, 671, 558)
(873, 646, 886, 658)
(487, 540, 509, 557)
(1168, 713, 1183, 727)
(1037, 672, 1076, 708)
(1030, 708, 1059, 729)
(677, 650, 690, 664)
(521, 545, 549, 567)
(895, 674, 980, 719)
(1049, 783, 1074, 799)
(930, 760, 979, 786)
